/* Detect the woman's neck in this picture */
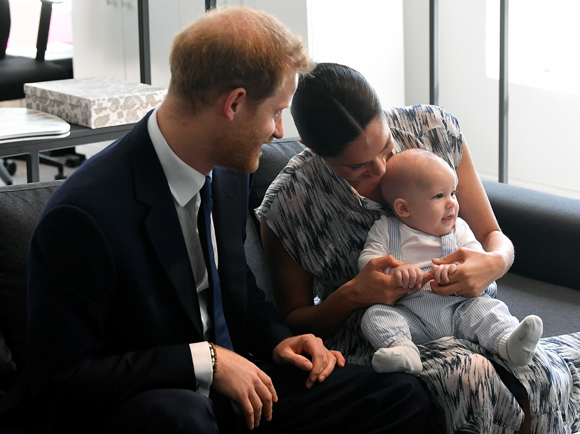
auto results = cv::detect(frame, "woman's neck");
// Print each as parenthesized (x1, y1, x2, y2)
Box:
(351, 179, 384, 204)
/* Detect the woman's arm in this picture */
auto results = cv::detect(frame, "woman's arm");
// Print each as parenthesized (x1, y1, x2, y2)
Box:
(261, 218, 410, 338)
(432, 139, 514, 297)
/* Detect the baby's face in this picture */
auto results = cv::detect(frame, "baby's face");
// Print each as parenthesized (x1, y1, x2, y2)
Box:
(401, 165, 459, 236)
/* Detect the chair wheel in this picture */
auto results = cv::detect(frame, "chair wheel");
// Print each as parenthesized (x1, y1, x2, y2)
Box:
(4, 161, 17, 176)
(65, 155, 86, 168)
(54, 173, 68, 180)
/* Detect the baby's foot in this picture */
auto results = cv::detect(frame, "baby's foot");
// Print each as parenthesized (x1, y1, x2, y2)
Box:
(372, 339, 422, 375)
(501, 315, 543, 366)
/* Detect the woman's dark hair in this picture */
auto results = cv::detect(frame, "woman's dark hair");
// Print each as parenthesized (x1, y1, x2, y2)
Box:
(291, 62, 383, 158)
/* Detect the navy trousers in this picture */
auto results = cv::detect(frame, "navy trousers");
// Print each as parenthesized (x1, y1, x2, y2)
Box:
(82, 362, 430, 434)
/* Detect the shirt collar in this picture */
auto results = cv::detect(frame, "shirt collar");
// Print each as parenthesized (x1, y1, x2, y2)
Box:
(148, 106, 207, 207)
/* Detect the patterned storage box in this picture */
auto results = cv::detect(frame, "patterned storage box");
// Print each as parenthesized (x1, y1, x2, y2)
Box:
(24, 78, 167, 129)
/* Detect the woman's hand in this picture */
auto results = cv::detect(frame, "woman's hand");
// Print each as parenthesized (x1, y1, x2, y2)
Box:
(272, 334, 345, 389)
(430, 247, 504, 297)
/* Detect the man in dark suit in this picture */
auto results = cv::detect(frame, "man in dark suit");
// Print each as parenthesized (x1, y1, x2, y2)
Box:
(27, 6, 430, 434)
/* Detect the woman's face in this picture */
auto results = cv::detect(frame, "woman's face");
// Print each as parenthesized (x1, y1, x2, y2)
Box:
(322, 116, 394, 187)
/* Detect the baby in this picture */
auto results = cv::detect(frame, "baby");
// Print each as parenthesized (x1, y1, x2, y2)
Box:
(359, 148, 543, 375)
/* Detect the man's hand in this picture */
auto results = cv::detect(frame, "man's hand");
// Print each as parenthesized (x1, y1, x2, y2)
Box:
(211, 346, 277, 430)
(272, 334, 345, 389)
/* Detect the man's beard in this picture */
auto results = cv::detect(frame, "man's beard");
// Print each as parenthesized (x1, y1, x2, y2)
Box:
(213, 122, 270, 173)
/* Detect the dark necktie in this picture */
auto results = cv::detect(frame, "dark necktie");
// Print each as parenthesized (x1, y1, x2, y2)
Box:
(198, 176, 234, 350)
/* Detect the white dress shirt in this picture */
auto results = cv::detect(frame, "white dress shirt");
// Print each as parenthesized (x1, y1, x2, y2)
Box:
(148, 106, 214, 396)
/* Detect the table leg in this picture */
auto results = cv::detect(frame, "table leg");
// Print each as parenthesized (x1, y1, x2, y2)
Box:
(25, 152, 40, 183)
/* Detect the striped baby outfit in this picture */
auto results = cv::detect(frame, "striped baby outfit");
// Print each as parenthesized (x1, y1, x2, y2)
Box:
(360, 216, 518, 356)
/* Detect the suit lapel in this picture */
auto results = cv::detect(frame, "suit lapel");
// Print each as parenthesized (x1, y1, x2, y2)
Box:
(129, 116, 204, 338)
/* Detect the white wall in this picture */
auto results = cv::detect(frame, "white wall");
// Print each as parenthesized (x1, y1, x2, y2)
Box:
(403, 0, 580, 200)
(307, 0, 406, 109)
(71, 1, 138, 82)
(148, 1, 207, 87)
(71, 0, 205, 86)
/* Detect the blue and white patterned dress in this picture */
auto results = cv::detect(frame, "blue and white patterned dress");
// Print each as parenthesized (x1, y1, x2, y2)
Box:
(257, 105, 580, 434)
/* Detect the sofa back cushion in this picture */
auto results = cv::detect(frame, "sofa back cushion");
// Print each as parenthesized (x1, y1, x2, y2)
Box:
(483, 181, 580, 290)
(0, 180, 63, 392)
(249, 137, 305, 228)
(251, 137, 305, 206)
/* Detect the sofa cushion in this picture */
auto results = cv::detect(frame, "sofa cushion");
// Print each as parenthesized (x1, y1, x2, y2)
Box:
(497, 272, 580, 337)
(0, 180, 63, 392)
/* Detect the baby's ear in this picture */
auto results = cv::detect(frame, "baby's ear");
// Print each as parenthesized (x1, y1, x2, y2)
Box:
(393, 198, 410, 218)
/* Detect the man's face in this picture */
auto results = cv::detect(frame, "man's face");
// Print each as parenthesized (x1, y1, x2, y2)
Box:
(215, 70, 298, 173)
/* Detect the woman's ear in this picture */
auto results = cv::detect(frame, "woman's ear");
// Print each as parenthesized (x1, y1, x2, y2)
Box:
(223, 87, 247, 121)
(393, 198, 410, 218)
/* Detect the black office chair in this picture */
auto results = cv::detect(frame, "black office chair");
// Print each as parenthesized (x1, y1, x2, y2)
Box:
(0, 0, 74, 184)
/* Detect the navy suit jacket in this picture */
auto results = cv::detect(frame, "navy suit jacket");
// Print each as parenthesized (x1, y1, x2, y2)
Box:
(27, 112, 292, 421)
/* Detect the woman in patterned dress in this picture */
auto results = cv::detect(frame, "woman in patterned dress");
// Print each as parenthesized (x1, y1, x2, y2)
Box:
(257, 62, 580, 434)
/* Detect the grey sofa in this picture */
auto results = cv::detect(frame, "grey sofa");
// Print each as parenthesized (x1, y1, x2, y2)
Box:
(1, 137, 579, 431)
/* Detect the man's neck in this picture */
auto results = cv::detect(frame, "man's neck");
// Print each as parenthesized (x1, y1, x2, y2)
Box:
(156, 97, 219, 175)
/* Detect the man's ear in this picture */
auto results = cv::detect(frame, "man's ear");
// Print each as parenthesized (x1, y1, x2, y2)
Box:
(393, 198, 410, 218)
(223, 87, 247, 121)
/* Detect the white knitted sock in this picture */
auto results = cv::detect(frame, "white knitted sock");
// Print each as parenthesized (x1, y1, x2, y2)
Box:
(372, 338, 422, 375)
(498, 315, 543, 366)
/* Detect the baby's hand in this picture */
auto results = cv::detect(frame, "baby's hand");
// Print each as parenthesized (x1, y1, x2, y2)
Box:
(391, 264, 424, 289)
(430, 263, 458, 285)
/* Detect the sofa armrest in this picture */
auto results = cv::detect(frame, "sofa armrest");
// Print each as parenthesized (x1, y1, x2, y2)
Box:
(483, 181, 580, 291)
(0, 180, 63, 393)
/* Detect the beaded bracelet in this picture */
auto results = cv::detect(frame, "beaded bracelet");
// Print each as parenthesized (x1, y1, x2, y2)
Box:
(208, 342, 217, 379)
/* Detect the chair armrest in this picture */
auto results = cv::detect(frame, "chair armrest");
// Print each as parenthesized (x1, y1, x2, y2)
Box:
(483, 181, 580, 290)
